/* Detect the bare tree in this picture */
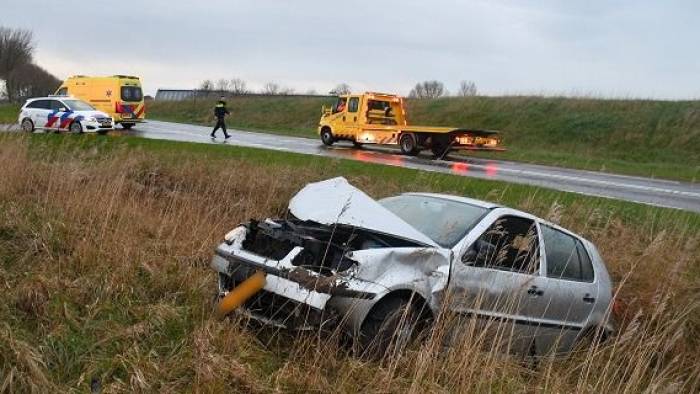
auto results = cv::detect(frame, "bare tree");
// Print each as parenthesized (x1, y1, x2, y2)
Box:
(457, 80, 478, 97)
(229, 77, 248, 95)
(215, 78, 230, 93)
(262, 82, 280, 95)
(279, 86, 296, 95)
(0, 27, 35, 102)
(6, 62, 60, 101)
(329, 83, 351, 95)
(199, 79, 214, 95)
(408, 80, 446, 99)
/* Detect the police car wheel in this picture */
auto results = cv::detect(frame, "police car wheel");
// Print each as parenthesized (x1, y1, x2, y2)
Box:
(69, 121, 83, 133)
(21, 118, 34, 133)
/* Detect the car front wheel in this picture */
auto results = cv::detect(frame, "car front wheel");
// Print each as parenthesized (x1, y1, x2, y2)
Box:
(69, 121, 83, 133)
(20, 118, 34, 133)
(359, 296, 425, 358)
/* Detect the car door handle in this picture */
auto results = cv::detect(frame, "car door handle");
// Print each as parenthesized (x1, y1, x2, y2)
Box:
(583, 294, 596, 303)
(353, 116, 357, 122)
(342, 116, 346, 121)
(527, 286, 544, 296)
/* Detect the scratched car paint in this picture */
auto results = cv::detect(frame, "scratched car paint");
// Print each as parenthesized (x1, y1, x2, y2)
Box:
(211, 177, 615, 355)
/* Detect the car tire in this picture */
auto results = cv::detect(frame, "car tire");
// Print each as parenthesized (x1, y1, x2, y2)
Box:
(20, 118, 34, 133)
(122, 123, 134, 130)
(359, 296, 424, 358)
(352, 140, 363, 149)
(69, 121, 83, 134)
(399, 133, 419, 156)
(320, 127, 334, 146)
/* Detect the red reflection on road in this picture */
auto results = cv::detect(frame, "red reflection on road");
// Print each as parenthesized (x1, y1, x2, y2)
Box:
(451, 162, 470, 175)
(350, 150, 404, 166)
(485, 162, 499, 177)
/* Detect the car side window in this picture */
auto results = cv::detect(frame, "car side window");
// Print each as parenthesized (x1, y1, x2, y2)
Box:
(50, 100, 64, 111)
(462, 215, 540, 274)
(542, 225, 594, 282)
(348, 97, 360, 113)
(27, 100, 50, 109)
(56, 87, 68, 95)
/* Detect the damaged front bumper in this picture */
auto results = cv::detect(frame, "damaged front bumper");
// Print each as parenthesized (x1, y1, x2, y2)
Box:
(211, 226, 383, 329)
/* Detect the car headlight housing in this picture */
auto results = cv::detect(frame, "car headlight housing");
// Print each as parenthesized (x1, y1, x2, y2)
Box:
(87, 116, 97, 122)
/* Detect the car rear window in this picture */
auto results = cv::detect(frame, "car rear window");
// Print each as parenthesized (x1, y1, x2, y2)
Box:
(542, 224, 594, 282)
(121, 86, 143, 102)
(26, 100, 51, 109)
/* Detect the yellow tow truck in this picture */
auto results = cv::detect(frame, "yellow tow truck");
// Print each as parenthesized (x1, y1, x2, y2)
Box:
(318, 92, 504, 157)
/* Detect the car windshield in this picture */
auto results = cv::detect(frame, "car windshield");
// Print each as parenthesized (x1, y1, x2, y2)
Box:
(62, 100, 95, 111)
(379, 195, 488, 247)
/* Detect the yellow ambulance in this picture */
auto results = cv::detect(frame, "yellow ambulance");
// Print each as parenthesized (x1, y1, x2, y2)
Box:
(55, 75, 145, 129)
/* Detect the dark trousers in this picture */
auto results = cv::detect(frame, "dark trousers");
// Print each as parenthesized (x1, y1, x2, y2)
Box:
(211, 118, 229, 137)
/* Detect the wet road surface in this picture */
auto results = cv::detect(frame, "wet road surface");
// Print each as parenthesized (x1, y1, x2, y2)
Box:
(6, 120, 698, 213)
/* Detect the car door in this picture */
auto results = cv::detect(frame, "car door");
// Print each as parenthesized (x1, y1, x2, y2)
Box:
(448, 212, 543, 354)
(49, 100, 69, 131)
(525, 223, 599, 354)
(345, 96, 361, 137)
(28, 100, 52, 130)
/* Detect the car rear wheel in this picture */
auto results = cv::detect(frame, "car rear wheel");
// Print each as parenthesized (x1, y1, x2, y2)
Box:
(69, 121, 83, 133)
(320, 127, 334, 146)
(359, 296, 424, 358)
(20, 118, 34, 133)
(122, 123, 134, 130)
(399, 133, 419, 156)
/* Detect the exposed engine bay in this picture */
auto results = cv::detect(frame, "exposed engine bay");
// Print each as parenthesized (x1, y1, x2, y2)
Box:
(240, 218, 423, 276)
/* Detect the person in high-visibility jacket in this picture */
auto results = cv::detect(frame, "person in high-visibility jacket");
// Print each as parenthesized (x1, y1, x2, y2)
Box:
(211, 97, 231, 139)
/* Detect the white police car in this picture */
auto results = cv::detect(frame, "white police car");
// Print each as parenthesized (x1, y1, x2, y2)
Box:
(18, 96, 114, 134)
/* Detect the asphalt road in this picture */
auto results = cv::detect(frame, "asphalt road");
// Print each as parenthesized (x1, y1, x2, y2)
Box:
(5, 120, 699, 213)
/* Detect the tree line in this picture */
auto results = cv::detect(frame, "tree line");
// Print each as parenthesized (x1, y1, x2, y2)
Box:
(0, 26, 60, 102)
(199, 79, 477, 99)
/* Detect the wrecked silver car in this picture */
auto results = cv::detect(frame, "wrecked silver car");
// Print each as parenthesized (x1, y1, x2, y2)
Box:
(211, 177, 614, 355)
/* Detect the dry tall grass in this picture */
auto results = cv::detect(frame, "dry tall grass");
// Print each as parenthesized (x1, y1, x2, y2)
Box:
(0, 135, 698, 393)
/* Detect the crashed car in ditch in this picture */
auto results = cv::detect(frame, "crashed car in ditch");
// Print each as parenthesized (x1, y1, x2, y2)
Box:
(211, 177, 614, 355)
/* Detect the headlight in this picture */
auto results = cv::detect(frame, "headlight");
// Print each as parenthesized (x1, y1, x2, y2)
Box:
(87, 116, 97, 122)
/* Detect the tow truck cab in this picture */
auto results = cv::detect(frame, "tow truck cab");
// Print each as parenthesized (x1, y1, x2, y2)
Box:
(318, 92, 504, 157)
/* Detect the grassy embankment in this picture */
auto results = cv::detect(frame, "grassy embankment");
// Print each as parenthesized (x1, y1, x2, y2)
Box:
(1, 134, 698, 392)
(0, 103, 20, 124)
(148, 96, 700, 182)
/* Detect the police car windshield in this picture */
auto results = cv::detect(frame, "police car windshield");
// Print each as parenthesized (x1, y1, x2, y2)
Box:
(62, 100, 95, 111)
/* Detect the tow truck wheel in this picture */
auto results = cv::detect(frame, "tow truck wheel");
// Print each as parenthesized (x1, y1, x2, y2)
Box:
(121, 123, 134, 130)
(20, 118, 34, 133)
(320, 127, 334, 146)
(399, 133, 419, 156)
(352, 140, 363, 149)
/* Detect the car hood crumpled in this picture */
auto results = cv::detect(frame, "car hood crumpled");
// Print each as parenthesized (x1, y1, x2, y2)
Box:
(288, 177, 438, 247)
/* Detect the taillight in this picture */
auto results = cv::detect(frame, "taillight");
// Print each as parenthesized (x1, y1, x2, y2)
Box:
(115, 102, 122, 113)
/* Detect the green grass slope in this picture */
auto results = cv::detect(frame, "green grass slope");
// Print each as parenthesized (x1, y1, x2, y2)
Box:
(147, 96, 700, 182)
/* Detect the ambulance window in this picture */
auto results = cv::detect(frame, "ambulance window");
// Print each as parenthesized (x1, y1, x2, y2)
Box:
(121, 86, 143, 101)
(348, 97, 360, 113)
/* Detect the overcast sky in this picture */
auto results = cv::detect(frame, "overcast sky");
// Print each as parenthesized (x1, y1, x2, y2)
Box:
(2, 0, 699, 99)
